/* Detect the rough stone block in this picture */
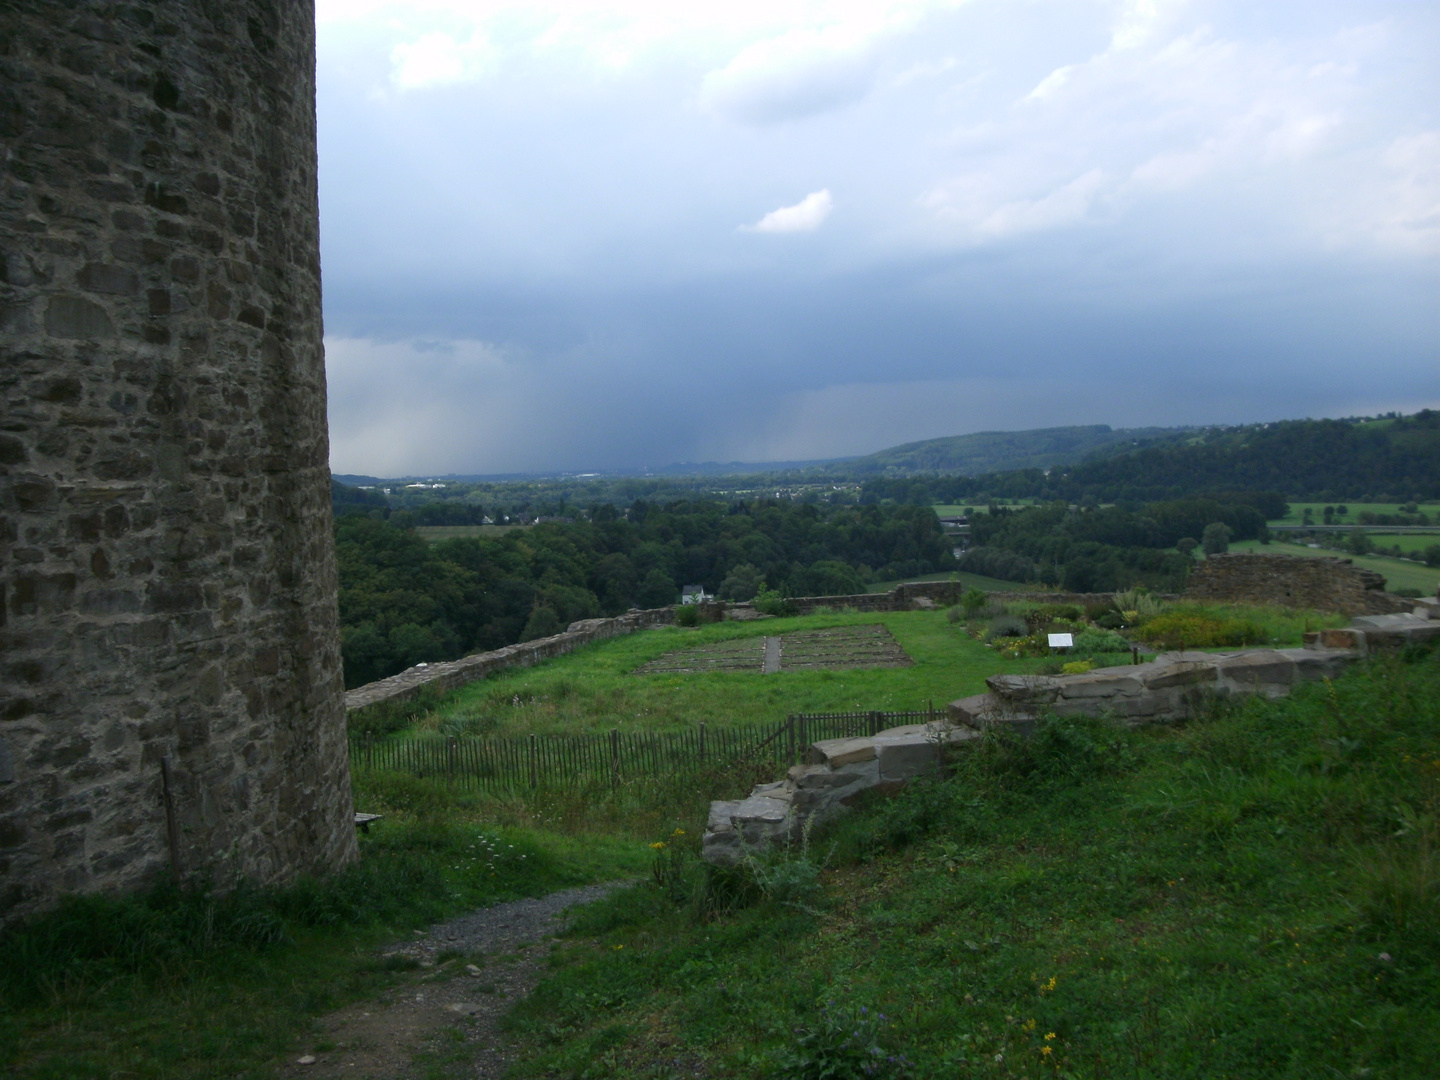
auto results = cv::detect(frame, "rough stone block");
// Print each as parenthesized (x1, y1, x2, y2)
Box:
(985, 674, 1062, 704)
(807, 736, 876, 768)
(1215, 650, 1296, 692)
(874, 735, 940, 781)
(949, 693, 1001, 725)
(1142, 660, 1218, 690)
(1057, 670, 1145, 699)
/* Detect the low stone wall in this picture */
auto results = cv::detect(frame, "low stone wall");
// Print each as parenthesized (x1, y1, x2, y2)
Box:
(787, 583, 1134, 615)
(344, 584, 1138, 716)
(700, 610, 1440, 864)
(344, 607, 676, 713)
(1185, 553, 1413, 616)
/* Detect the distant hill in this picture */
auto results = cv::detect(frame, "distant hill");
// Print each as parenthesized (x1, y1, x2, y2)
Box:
(842, 424, 1189, 476)
(859, 411, 1440, 504)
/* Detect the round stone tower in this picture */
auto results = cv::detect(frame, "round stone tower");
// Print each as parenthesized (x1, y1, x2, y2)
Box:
(0, 2, 356, 922)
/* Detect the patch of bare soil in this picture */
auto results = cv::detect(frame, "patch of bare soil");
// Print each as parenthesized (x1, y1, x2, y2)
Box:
(275, 883, 626, 1080)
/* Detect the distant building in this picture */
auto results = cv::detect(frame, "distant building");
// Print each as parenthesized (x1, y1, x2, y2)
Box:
(681, 585, 712, 605)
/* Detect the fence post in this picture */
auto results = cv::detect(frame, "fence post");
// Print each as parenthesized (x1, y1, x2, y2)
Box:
(610, 728, 620, 791)
(365, 730, 373, 769)
(787, 715, 796, 765)
(869, 710, 882, 737)
(528, 733, 537, 789)
(699, 722, 706, 764)
(448, 735, 457, 777)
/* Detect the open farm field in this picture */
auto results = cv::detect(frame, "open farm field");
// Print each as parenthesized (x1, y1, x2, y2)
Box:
(933, 501, 1039, 516)
(1271, 501, 1438, 526)
(1374, 533, 1440, 554)
(1227, 540, 1440, 595)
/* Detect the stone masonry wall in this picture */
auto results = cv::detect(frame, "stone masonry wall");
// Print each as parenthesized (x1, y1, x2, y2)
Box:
(344, 585, 1139, 718)
(0, 2, 355, 924)
(1185, 553, 1412, 616)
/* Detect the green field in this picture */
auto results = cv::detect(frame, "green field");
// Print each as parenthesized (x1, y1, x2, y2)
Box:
(501, 650, 1440, 1079)
(408, 610, 1056, 739)
(7, 607, 1435, 1078)
(1271, 501, 1438, 526)
(1228, 539, 1440, 595)
(933, 501, 1037, 516)
(1373, 534, 1440, 554)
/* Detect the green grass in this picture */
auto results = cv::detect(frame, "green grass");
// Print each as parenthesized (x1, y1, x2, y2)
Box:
(1229, 540, 1440, 595)
(501, 648, 1440, 1079)
(1270, 502, 1438, 526)
(0, 814, 646, 1079)
(401, 611, 1061, 739)
(1354, 533, 1440, 555)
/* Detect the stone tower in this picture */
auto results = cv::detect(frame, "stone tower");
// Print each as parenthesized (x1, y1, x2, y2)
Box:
(0, 2, 356, 922)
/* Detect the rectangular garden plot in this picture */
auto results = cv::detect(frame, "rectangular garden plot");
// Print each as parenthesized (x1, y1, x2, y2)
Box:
(634, 624, 912, 675)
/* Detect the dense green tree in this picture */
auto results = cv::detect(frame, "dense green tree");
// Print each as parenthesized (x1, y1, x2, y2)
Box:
(1201, 522, 1233, 555)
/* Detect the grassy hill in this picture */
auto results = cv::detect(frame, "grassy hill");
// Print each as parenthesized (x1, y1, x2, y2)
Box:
(843, 424, 1187, 476)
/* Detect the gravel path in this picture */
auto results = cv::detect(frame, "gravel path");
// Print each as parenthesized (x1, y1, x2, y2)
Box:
(386, 881, 626, 963)
(278, 881, 632, 1080)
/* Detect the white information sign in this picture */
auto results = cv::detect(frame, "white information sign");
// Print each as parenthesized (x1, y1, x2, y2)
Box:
(1047, 633, 1075, 649)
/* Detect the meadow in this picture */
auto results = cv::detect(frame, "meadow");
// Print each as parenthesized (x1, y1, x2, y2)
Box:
(1, 603, 1430, 1079)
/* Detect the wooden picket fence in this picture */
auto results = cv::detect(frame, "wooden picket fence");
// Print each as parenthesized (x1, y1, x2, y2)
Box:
(349, 704, 944, 792)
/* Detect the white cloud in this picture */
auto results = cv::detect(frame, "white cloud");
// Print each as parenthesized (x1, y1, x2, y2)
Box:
(1024, 64, 1075, 101)
(699, 22, 884, 124)
(391, 30, 499, 89)
(743, 189, 834, 233)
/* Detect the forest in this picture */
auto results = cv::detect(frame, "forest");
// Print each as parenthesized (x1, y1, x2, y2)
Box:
(860, 411, 1440, 504)
(957, 496, 1272, 592)
(335, 499, 953, 687)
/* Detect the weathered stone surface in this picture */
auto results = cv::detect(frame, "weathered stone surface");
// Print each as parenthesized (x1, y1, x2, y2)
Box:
(986, 674, 1063, 705)
(714, 624, 1386, 865)
(1141, 660, 1218, 690)
(874, 733, 942, 781)
(807, 737, 877, 768)
(0, 2, 355, 925)
(1215, 650, 1296, 696)
(1186, 553, 1412, 615)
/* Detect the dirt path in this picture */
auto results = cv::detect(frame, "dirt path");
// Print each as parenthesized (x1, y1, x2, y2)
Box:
(276, 883, 627, 1080)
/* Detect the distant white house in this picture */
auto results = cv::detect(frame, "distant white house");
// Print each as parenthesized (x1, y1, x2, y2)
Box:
(681, 585, 712, 605)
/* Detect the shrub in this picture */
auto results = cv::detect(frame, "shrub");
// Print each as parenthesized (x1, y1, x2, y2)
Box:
(1201, 521, 1232, 555)
(1134, 611, 1267, 649)
(1062, 659, 1094, 674)
(961, 588, 988, 616)
(771, 1000, 912, 1080)
(674, 603, 701, 627)
(1069, 626, 1132, 658)
(984, 615, 1028, 641)
(755, 585, 798, 618)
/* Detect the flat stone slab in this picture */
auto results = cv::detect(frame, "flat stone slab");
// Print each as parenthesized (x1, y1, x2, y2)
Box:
(808, 736, 877, 767)
(986, 674, 1062, 704)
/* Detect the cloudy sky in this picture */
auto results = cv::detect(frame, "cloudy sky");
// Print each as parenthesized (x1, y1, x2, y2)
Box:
(315, 0, 1439, 476)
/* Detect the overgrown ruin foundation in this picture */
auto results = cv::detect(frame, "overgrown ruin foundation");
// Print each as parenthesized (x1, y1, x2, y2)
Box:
(0, 2, 355, 923)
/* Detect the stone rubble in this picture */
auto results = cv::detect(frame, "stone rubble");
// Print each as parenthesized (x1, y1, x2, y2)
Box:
(701, 609, 1440, 864)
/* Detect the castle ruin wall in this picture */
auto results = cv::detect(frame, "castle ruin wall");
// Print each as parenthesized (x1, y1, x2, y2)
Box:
(0, 1, 355, 923)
